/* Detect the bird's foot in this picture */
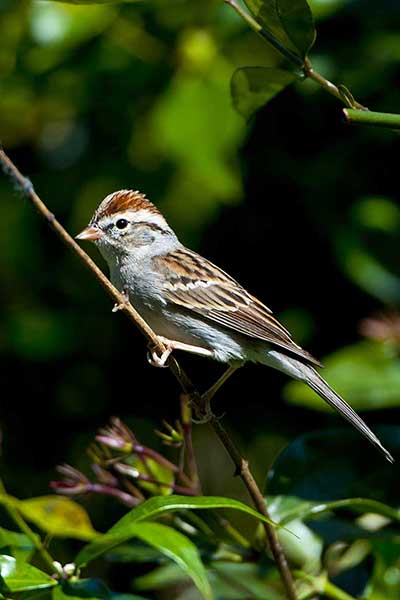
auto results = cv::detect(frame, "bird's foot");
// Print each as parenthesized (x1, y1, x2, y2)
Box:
(147, 340, 173, 368)
(112, 287, 130, 313)
(191, 393, 225, 424)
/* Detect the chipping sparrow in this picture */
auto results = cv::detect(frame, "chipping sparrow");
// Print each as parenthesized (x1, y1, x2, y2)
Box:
(76, 190, 393, 463)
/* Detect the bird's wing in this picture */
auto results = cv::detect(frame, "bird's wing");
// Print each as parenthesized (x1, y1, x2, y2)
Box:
(153, 247, 322, 367)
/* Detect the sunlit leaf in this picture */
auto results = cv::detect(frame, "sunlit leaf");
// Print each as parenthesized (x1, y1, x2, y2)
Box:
(266, 495, 400, 526)
(243, 0, 316, 58)
(285, 341, 400, 411)
(262, 496, 322, 571)
(78, 523, 212, 600)
(231, 67, 296, 119)
(76, 494, 276, 566)
(0, 556, 56, 593)
(19, 497, 98, 541)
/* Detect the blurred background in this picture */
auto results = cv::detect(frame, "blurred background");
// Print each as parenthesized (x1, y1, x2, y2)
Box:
(1, 0, 400, 585)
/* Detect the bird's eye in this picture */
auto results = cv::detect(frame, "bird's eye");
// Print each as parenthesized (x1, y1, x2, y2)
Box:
(116, 218, 129, 230)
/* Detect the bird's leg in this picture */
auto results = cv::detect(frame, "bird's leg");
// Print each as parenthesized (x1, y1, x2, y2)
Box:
(194, 365, 240, 423)
(147, 336, 214, 368)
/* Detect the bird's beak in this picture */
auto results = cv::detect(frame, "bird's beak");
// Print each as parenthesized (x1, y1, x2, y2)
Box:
(75, 226, 103, 241)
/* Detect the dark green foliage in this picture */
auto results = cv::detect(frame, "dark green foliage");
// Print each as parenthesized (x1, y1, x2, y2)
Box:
(243, 0, 316, 57)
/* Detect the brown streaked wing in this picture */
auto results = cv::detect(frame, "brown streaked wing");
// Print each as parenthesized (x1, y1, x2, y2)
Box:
(154, 248, 322, 367)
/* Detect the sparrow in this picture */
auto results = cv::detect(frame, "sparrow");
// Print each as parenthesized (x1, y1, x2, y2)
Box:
(76, 189, 394, 463)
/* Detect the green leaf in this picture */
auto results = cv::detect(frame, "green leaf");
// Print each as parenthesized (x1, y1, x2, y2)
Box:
(0, 556, 56, 593)
(80, 523, 212, 600)
(77, 495, 275, 565)
(53, 579, 110, 600)
(104, 542, 163, 563)
(134, 563, 188, 593)
(231, 67, 296, 119)
(53, 581, 150, 600)
(47, 0, 138, 4)
(267, 495, 400, 527)
(285, 341, 400, 412)
(20, 589, 53, 600)
(0, 528, 38, 562)
(18, 497, 98, 541)
(112, 594, 150, 600)
(267, 428, 399, 504)
(210, 562, 285, 600)
(243, 0, 316, 58)
(366, 540, 400, 599)
(263, 494, 400, 570)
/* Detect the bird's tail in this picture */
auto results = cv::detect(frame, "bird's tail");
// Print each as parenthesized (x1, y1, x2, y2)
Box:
(265, 350, 394, 463)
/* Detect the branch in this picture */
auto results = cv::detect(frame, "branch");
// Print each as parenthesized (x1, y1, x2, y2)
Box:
(343, 108, 400, 130)
(223, 0, 400, 122)
(0, 148, 297, 600)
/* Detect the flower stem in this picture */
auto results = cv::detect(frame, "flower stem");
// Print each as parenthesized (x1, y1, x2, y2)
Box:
(181, 394, 201, 494)
(0, 479, 55, 573)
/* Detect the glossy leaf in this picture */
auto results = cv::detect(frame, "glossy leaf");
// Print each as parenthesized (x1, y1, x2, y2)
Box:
(78, 523, 212, 600)
(265, 494, 399, 567)
(19, 497, 98, 541)
(267, 428, 399, 503)
(231, 67, 296, 119)
(243, 0, 316, 58)
(0, 556, 56, 593)
(285, 341, 400, 411)
(266, 494, 400, 526)
(76, 494, 276, 565)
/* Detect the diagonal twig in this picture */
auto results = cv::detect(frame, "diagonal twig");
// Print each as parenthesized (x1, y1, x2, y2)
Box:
(0, 148, 297, 600)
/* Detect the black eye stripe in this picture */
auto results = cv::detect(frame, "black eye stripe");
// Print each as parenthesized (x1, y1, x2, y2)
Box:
(132, 221, 166, 234)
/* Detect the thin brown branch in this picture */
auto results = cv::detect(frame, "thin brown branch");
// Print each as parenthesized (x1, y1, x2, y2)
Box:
(0, 148, 297, 600)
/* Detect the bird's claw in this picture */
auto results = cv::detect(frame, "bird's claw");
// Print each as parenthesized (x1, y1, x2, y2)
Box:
(191, 395, 224, 424)
(147, 344, 173, 368)
(112, 287, 130, 313)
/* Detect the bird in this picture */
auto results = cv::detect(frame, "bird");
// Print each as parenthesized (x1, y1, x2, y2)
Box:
(76, 189, 394, 463)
